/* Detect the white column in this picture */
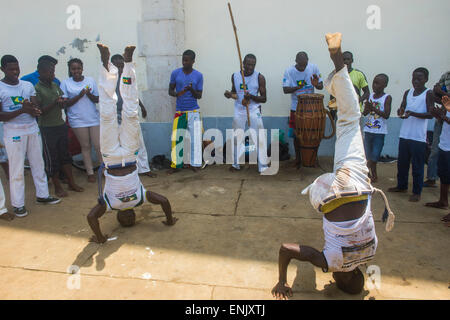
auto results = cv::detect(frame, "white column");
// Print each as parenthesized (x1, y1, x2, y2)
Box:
(138, 0, 185, 122)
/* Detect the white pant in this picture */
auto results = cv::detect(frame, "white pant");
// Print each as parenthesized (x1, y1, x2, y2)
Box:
(4, 131, 49, 207)
(0, 179, 7, 215)
(231, 107, 268, 173)
(98, 62, 140, 167)
(137, 130, 150, 173)
(303, 67, 373, 212)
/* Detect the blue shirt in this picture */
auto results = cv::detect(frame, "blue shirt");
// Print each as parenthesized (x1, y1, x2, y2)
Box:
(21, 70, 61, 87)
(170, 68, 203, 111)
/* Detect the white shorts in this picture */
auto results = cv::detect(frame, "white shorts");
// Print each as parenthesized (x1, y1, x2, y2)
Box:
(322, 202, 378, 273)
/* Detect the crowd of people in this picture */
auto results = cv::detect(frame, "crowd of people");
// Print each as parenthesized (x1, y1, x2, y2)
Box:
(0, 53, 154, 220)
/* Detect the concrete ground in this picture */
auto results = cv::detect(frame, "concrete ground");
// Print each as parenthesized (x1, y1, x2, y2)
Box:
(0, 158, 448, 300)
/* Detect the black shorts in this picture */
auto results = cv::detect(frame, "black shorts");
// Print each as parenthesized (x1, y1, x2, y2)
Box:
(41, 124, 72, 177)
(438, 148, 450, 185)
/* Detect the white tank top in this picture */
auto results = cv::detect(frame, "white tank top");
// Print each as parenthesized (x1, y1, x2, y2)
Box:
(103, 169, 146, 211)
(234, 71, 260, 113)
(399, 88, 430, 143)
(364, 93, 389, 135)
(439, 111, 450, 152)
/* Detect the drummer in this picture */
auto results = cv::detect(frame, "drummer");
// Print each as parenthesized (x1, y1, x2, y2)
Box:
(283, 52, 323, 168)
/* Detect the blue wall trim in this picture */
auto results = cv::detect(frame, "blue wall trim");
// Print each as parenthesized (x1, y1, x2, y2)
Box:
(139, 116, 436, 161)
(0, 117, 436, 162)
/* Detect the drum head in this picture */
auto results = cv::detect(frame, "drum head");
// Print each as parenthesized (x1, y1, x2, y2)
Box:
(297, 93, 324, 101)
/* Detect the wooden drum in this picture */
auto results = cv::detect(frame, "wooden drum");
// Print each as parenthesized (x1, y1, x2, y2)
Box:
(295, 94, 336, 167)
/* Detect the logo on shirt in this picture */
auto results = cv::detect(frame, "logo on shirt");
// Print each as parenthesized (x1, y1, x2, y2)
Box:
(122, 77, 132, 85)
(12, 136, 21, 143)
(296, 80, 307, 88)
(11, 96, 24, 106)
(118, 193, 137, 203)
(239, 83, 248, 91)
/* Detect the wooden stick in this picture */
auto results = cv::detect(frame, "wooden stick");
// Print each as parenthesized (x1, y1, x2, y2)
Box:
(228, 2, 251, 126)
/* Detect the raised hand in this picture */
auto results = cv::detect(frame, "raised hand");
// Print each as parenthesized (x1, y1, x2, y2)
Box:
(442, 96, 450, 112)
(311, 74, 320, 88)
(79, 88, 87, 97)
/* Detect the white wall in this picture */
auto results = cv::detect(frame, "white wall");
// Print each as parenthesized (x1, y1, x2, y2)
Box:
(0, 0, 145, 89)
(184, 0, 450, 117)
(1, 0, 449, 119)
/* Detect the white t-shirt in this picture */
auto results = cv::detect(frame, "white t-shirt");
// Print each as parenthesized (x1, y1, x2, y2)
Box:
(103, 169, 147, 211)
(233, 71, 260, 114)
(60, 76, 100, 128)
(439, 112, 450, 152)
(0, 80, 39, 137)
(283, 63, 322, 111)
(399, 88, 430, 143)
(364, 93, 389, 135)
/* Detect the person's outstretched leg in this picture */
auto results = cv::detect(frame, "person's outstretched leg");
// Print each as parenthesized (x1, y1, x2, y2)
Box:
(324, 33, 369, 187)
(119, 46, 141, 161)
(97, 43, 121, 166)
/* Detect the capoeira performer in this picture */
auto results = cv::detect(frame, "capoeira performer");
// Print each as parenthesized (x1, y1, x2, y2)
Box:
(87, 44, 177, 244)
(272, 33, 395, 298)
(224, 54, 269, 174)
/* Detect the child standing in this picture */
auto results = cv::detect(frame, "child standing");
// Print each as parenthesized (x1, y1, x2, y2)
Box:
(388, 68, 434, 202)
(362, 74, 392, 183)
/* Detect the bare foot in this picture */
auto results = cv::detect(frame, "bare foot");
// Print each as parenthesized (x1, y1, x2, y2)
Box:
(0, 212, 14, 221)
(55, 187, 68, 198)
(68, 184, 84, 192)
(139, 171, 157, 178)
(97, 43, 110, 70)
(425, 201, 448, 209)
(87, 175, 96, 183)
(123, 46, 136, 63)
(325, 32, 342, 54)
(167, 168, 180, 175)
(442, 96, 450, 112)
(409, 194, 421, 202)
(441, 213, 450, 222)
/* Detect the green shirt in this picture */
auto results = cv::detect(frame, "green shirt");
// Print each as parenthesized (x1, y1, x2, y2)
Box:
(35, 80, 65, 127)
(349, 69, 369, 111)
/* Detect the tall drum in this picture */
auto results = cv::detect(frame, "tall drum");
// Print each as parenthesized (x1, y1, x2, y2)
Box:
(295, 94, 336, 167)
